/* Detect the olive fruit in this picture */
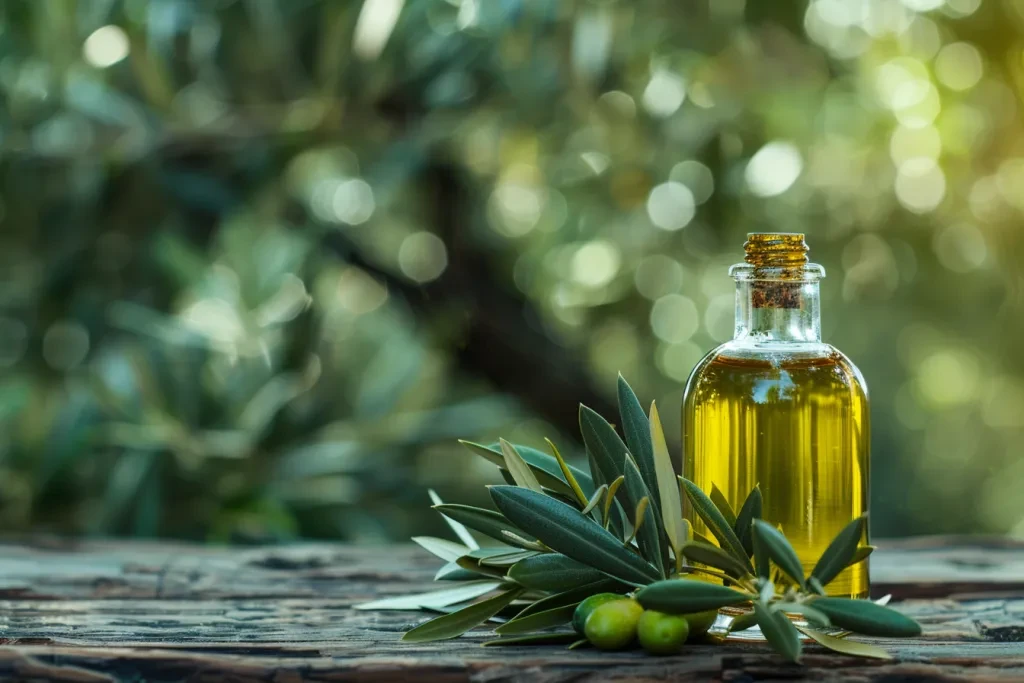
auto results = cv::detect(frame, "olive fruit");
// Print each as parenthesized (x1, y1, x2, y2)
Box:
(637, 609, 690, 655)
(573, 593, 626, 635)
(684, 609, 719, 638)
(583, 599, 644, 650)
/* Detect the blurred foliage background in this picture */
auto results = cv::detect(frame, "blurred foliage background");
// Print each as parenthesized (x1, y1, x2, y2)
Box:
(2, 0, 1023, 543)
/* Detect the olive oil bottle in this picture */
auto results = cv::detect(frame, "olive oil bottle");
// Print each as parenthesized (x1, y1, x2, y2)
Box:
(683, 233, 869, 598)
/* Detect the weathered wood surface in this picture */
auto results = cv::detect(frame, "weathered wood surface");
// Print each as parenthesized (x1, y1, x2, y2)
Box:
(0, 536, 1018, 682)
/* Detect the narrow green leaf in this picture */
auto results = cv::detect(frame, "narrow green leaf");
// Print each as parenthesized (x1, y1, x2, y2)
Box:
(490, 486, 662, 586)
(403, 587, 525, 642)
(579, 405, 630, 505)
(483, 632, 579, 647)
(617, 375, 659, 508)
(507, 554, 606, 592)
(734, 485, 762, 556)
(810, 516, 867, 588)
(623, 455, 665, 574)
(797, 626, 894, 660)
(512, 580, 624, 620)
(501, 439, 544, 493)
(479, 550, 537, 568)
(501, 530, 548, 551)
(603, 475, 625, 528)
(581, 485, 607, 515)
(434, 562, 484, 582)
(546, 438, 589, 507)
(681, 541, 754, 579)
(849, 545, 875, 569)
(412, 536, 469, 563)
(568, 638, 591, 650)
(755, 600, 801, 663)
(751, 520, 805, 589)
(356, 581, 502, 611)
(495, 603, 578, 635)
(432, 504, 534, 547)
(680, 478, 751, 571)
(650, 401, 684, 555)
(773, 602, 831, 628)
(710, 483, 737, 528)
(456, 556, 507, 579)
(635, 579, 751, 614)
(809, 598, 922, 637)
(729, 611, 758, 633)
(459, 440, 594, 498)
(752, 525, 769, 579)
(428, 489, 479, 550)
(624, 496, 650, 546)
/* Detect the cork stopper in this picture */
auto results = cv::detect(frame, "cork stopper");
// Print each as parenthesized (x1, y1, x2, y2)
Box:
(743, 233, 809, 269)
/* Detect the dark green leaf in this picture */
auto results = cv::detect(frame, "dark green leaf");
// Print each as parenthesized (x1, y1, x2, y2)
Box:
(753, 526, 769, 579)
(511, 580, 624, 620)
(568, 638, 592, 650)
(807, 576, 826, 596)
(579, 405, 630, 507)
(507, 554, 606, 592)
(710, 483, 737, 528)
(773, 602, 831, 628)
(459, 440, 595, 498)
(617, 375, 659, 508)
(495, 603, 578, 635)
(734, 485, 762, 556)
(490, 486, 661, 586)
(751, 520, 805, 589)
(635, 579, 750, 614)
(623, 455, 666, 575)
(809, 598, 922, 637)
(483, 632, 579, 647)
(849, 545, 875, 568)
(403, 587, 525, 642)
(796, 626, 894, 660)
(810, 516, 867, 588)
(729, 611, 758, 633)
(432, 504, 534, 547)
(680, 478, 751, 571)
(681, 541, 753, 579)
(754, 600, 801, 663)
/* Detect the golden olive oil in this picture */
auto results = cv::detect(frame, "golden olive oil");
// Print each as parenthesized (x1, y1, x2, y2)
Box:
(682, 234, 870, 598)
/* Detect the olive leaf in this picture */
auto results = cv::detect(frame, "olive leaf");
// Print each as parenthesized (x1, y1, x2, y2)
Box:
(752, 523, 769, 579)
(579, 405, 631, 506)
(402, 587, 525, 642)
(483, 632, 579, 647)
(511, 580, 623, 620)
(809, 598, 922, 637)
(412, 536, 469, 563)
(680, 477, 751, 570)
(810, 516, 867, 588)
(635, 579, 751, 614)
(507, 554, 606, 592)
(681, 541, 754, 579)
(624, 496, 651, 546)
(495, 602, 578, 635)
(490, 485, 661, 586)
(710, 483, 737, 528)
(356, 581, 503, 611)
(849, 545, 875, 568)
(432, 504, 535, 547)
(603, 475, 625, 530)
(728, 610, 758, 633)
(751, 519, 806, 589)
(617, 375, 659, 508)
(546, 438, 589, 507)
(581, 485, 607, 515)
(459, 440, 594, 498)
(479, 549, 537, 567)
(772, 601, 831, 628)
(623, 455, 665, 574)
(734, 485, 762, 556)
(500, 439, 544, 493)
(650, 401, 684, 555)
(797, 626, 894, 660)
(428, 489, 479, 550)
(456, 555, 508, 579)
(434, 562, 483, 582)
(754, 600, 801, 663)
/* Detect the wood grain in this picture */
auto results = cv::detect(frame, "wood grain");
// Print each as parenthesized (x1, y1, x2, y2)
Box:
(0, 536, 1018, 682)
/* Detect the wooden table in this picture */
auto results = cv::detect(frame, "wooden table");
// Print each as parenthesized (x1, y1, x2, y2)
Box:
(0, 537, 1020, 681)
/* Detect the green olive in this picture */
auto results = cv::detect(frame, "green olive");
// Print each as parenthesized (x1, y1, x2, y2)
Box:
(583, 599, 644, 650)
(684, 609, 719, 637)
(572, 593, 627, 635)
(637, 609, 690, 655)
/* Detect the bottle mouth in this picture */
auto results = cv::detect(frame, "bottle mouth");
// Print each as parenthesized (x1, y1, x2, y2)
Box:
(730, 232, 825, 281)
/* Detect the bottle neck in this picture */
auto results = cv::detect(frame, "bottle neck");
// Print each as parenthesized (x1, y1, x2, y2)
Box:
(734, 279, 821, 343)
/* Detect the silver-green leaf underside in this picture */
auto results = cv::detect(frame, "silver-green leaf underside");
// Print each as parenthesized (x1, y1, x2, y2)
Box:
(797, 626, 894, 660)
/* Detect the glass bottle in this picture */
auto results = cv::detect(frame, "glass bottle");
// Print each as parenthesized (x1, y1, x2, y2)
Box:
(682, 233, 869, 598)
